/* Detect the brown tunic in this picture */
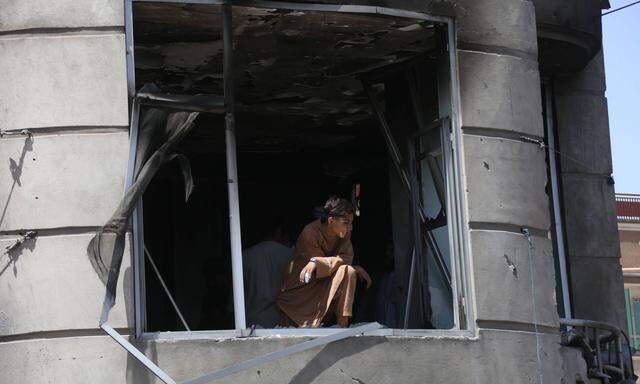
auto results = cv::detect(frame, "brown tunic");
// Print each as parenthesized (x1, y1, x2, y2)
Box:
(276, 219, 356, 327)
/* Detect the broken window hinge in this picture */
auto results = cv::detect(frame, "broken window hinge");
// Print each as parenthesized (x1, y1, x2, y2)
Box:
(519, 136, 546, 149)
(3, 231, 37, 256)
(0, 129, 32, 138)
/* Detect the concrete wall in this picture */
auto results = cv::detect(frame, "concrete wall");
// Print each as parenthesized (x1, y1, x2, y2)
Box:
(532, 0, 604, 72)
(0, 330, 588, 384)
(453, 0, 559, 333)
(0, 0, 132, 358)
(620, 224, 640, 269)
(554, 51, 627, 331)
(0, 0, 605, 382)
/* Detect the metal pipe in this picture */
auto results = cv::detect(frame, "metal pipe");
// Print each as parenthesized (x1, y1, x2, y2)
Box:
(560, 318, 622, 334)
(595, 328, 604, 375)
(222, 1, 247, 331)
(617, 335, 624, 372)
(561, 318, 635, 381)
(544, 81, 572, 319)
(144, 246, 191, 332)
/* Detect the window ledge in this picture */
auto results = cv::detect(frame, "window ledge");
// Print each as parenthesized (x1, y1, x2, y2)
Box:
(138, 328, 476, 342)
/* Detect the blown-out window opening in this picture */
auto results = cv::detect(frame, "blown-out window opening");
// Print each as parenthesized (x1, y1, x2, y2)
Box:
(121, 0, 469, 338)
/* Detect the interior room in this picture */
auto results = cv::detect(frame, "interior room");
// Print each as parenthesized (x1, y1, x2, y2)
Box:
(132, 2, 455, 332)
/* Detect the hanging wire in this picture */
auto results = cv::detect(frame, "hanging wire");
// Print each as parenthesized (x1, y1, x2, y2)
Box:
(519, 136, 606, 176)
(602, 0, 640, 16)
(522, 228, 544, 384)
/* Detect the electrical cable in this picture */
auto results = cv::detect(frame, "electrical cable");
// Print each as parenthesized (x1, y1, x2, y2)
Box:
(522, 228, 544, 384)
(519, 136, 608, 177)
(602, 0, 640, 16)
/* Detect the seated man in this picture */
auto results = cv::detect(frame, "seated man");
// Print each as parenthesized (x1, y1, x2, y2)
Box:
(243, 215, 293, 328)
(277, 196, 371, 328)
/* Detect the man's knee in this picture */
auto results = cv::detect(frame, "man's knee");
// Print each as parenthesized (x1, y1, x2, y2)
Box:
(339, 265, 357, 279)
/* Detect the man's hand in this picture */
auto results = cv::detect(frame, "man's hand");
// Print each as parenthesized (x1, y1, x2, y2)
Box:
(299, 261, 317, 283)
(354, 265, 372, 289)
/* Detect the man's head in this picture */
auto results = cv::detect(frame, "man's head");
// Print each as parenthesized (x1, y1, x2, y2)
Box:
(322, 196, 354, 239)
(263, 211, 290, 246)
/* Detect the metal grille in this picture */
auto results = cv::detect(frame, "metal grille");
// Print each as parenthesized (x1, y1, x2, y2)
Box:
(616, 194, 640, 223)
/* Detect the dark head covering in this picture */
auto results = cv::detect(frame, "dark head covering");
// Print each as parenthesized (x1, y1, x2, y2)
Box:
(314, 196, 354, 223)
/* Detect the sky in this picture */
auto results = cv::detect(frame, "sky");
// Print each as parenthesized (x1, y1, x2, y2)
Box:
(602, 0, 640, 194)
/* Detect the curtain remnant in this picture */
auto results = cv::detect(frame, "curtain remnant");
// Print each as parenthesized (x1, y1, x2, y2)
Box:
(88, 108, 199, 324)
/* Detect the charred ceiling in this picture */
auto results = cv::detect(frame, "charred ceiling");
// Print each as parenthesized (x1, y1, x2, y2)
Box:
(133, 2, 439, 128)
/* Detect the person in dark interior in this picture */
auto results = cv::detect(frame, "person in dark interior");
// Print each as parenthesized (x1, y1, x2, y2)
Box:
(243, 213, 293, 328)
(277, 196, 372, 328)
(374, 242, 398, 327)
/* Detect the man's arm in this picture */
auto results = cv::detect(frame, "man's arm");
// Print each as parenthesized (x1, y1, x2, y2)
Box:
(314, 236, 354, 279)
(296, 230, 326, 283)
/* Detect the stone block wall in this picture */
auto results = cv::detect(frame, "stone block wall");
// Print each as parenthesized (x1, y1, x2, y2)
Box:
(0, 0, 608, 382)
(453, 0, 559, 335)
(554, 51, 626, 330)
(0, 2, 132, 382)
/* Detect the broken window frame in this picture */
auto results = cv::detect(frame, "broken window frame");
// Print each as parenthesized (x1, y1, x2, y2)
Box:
(123, 0, 474, 339)
(406, 118, 458, 329)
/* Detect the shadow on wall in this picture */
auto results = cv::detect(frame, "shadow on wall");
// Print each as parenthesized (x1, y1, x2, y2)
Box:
(1, 135, 33, 229)
(0, 135, 36, 278)
(288, 336, 388, 384)
(0, 233, 36, 278)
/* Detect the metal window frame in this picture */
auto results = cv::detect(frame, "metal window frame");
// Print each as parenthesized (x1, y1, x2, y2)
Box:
(124, 97, 148, 338)
(124, 0, 474, 339)
(406, 117, 460, 329)
(444, 20, 474, 333)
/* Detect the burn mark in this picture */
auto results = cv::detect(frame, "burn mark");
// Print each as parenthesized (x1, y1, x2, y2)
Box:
(504, 254, 518, 278)
(132, 3, 438, 121)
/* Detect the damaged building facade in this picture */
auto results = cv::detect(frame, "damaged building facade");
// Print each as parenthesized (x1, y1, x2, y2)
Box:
(0, 0, 630, 383)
